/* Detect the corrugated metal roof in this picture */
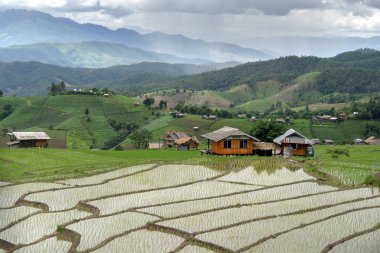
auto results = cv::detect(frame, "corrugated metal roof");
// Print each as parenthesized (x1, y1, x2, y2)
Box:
(201, 126, 259, 142)
(8, 132, 51, 140)
(273, 129, 312, 145)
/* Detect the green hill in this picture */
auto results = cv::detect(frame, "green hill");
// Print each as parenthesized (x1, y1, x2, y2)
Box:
(2, 49, 380, 108)
(0, 61, 214, 96)
(0, 95, 155, 149)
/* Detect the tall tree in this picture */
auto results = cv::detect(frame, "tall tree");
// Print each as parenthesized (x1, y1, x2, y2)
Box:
(129, 129, 152, 149)
(250, 120, 286, 142)
(143, 97, 155, 108)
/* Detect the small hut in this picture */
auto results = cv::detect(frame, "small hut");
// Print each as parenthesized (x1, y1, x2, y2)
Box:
(324, 139, 335, 145)
(174, 137, 199, 151)
(273, 129, 312, 157)
(163, 131, 189, 147)
(253, 142, 278, 156)
(7, 132, 51, 148)
(364, 136, 380, 145)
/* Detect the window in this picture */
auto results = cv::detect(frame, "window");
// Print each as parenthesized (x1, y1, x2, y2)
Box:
(240, 140, 248, 148)
(224, 140, 231, 148)
(291, 143, 298, 150)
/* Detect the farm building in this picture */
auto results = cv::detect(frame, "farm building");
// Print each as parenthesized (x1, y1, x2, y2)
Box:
(253, 142, 279, 156)
(353, 138, 364, 145)
(6, 132, 51, 148)
(174, 137, 199, 151)
(163, 131, 189, 147)
(365, 136, 380, 145)
(324, 139, 335, 145)
(202, 126, 259, 155)
(273, 129, 313, 157)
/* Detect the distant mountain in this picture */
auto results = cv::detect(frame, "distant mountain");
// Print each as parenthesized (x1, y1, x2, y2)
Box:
(0, 42, 210, 68)
(1, 49, 379, 101)
(249, 36, 380, 57)
(0, 9, 270, 62)
(168, 49, 380, 106)
(0, 61, 219, 96)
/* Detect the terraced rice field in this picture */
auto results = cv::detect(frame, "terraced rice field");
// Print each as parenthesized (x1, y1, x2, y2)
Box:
(0, 164, 379, 252)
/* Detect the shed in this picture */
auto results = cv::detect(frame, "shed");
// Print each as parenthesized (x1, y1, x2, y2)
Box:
(273, 129, 313, 157)
(353, 138, 364, 145)
(324, 139, 335, 145)
(253, 142, 278, 156)
(202, 126, 259, 155)
(365, 136, 380, 145)
(174, 137, 199, 151)
(7, 132, 51, 148)
(163, 131, 189, 147)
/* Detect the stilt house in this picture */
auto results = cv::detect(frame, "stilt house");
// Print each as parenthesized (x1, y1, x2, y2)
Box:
(202, 126, 259, 155)
(273, 129, 312, 157)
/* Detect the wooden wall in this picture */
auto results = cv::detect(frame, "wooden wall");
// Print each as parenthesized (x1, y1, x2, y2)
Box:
(211, 139, 253, 155)
(281, 143, 307, 156)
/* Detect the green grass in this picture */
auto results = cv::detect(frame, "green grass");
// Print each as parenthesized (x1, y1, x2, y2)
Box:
(0, 95, 153, 149)
(311, 120, 380, 144)
(0, 148, 202, 182)
(308, 145, 380, 186)
(235, 97, 276, 112)
(292, 119, 313, 138)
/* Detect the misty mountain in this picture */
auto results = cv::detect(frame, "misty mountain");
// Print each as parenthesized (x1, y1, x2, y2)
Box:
(0, 42, 210, 68)
(249, 36, 380, 57)
(0, 9, 270, 62)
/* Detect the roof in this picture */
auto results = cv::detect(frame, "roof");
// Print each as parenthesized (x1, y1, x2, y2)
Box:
(365, 136, 380, 145)
(164, 131, 189, 140)
(174, 137, 199, 145)
(324, 139, 334, 143)
(7, 132, 51, 140)
(6, 140, 20, 146)
(202, 126, 259, 142)
(254, 142, 277, 149)
(273, 129, 312, 145)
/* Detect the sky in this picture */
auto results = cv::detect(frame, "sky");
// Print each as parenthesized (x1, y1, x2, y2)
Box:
(1, 0, 380, 48)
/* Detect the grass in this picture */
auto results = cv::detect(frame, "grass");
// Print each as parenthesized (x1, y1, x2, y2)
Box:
(0, 148, 202, 182)
(0, 95, 153, 149)
(235, 97, 275, 112)
(311, 120, 380, 144)
(304, 145, 380, 187)
(1, 144, 379, 187)
(291, 119, 313, 138)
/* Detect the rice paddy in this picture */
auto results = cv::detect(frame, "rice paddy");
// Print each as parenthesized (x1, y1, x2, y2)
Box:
(0, 164, 379, 252)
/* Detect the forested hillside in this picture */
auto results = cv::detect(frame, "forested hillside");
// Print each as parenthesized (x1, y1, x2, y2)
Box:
(1, 49, 379, 107)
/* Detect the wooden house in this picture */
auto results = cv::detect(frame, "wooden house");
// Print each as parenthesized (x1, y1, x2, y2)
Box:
(273, 129, 312, 157)
(174, 137, 199, 151)
(202, 126, 259, 155)
(163, 131, 189, 147)
(7, 132, 51, 148)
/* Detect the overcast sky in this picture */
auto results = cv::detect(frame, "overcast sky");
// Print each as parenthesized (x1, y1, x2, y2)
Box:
(1, 0, 380, 47)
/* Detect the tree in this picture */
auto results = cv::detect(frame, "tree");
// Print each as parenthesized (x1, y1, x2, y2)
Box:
(250, 120, 286, 142)
(48, 82, 65, 95)
(0, 90, 3, 97)
(143, 98, 155, 108)
(159, 100, 167, 110)
(129, 129, 152, 149)
(84, 108, 89, 115)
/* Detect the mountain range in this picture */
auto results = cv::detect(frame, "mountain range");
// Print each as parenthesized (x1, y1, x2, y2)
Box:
(0, 9, 270, 65)
(1, 49, 379, 105)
